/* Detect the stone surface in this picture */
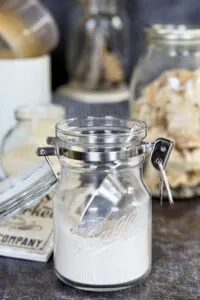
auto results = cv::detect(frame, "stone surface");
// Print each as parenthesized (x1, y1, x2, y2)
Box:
(0, 199, 199, 300)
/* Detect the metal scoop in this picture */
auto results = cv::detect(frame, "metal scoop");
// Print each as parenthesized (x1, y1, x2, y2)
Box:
(77, 125, 139, 236)
(77, 138, 173, 236)
(77, 173, 127, 236)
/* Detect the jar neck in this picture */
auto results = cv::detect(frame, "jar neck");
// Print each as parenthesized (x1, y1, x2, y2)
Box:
(15, 105, 65, 122)
(16, 118, 59, 139)
(55, 118, 147, 154)
(145, 25, 200, 52)
(60, 154, 145, 173)
(88, 0, 118, 15)
(147, 40, 200, 54)
(16, 118, 60, 128)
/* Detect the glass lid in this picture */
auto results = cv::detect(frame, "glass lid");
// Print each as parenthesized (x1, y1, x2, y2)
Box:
(0, 160, 57, 220)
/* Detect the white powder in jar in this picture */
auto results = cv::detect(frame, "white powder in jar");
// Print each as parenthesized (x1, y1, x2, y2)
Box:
(54, 194, 151, 286)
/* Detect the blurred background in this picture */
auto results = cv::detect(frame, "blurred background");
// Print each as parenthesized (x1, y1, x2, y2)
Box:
(0, 3, 199, 296)
(2, 0, 200, 197)
(44, 0, 200, 90)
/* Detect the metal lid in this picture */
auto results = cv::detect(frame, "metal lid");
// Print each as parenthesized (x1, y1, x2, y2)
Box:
(146, 24, 200, 45)
(0, 160, 57, 220)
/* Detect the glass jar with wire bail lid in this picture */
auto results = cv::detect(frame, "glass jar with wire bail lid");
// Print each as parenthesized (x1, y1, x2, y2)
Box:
(130, 24, 200, 198)
(0, 116, 173, 292)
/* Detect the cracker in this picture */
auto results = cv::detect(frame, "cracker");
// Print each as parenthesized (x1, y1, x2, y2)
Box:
(176, 69, 193, 85)
(144, 81, 158, 101)
(133, 98, 157, 128)
(133, 67, 200, 193)
(166, 96, 200, 138)
(187, 171, 200, 187)
(182, 149, 200, 171)
(175, 135, 200, 149)
(143, 165, 160, 192)
(166, 170, 188, 188)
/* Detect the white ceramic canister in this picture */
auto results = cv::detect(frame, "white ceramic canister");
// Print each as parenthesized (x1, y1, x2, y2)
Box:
(0, 55, 51, 143)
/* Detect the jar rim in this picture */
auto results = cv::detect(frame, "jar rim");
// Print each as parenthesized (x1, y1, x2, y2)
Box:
(15, 104, 65, 121)
(146, 24, 200, 44)
(87, 0, 118, 15)
(56, 116, 147, 149)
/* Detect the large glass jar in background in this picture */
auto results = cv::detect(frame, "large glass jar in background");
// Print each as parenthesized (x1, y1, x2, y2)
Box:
(130, 24, 200, 198)
(1, 104, 65, 176)
(66, 0, 130, 92)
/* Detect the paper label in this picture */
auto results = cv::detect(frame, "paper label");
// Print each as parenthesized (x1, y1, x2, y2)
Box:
(0, 194, 53, 262)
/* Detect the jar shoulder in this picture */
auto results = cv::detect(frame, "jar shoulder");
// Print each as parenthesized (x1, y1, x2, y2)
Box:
(131, 47, 200, 100)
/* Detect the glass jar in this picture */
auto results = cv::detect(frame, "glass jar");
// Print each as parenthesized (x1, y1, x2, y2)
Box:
(0, 116, 173, 291)
(1, 104, 65, 176)
(52, 117, 152, 291)
(66, 0, 130, 92)
(130, 24, 200, 198)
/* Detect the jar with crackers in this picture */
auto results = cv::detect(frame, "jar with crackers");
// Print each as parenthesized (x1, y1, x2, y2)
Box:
(130, 24, 200, 198)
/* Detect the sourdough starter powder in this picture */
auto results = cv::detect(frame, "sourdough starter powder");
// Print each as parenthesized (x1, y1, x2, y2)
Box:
(54, 194, 151, 286)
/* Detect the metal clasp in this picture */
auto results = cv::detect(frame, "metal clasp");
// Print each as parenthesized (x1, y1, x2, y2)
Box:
(36, 147, 60, 180)
(36, 137, 174, 206)
(151, 138, 174, 205)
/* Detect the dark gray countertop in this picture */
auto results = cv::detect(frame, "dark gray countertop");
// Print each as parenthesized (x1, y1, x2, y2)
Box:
(0, 97, 199, 299)
(0, 199, 199, 300)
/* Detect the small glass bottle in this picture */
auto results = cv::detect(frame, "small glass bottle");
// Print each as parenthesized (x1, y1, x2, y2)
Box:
(130, 24, 200, 198)
(1, 104, 65, 176)
(66, 0, 130, 92)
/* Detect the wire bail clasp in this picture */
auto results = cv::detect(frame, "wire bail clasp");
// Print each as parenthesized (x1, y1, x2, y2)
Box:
(151, 138, 174, 205)
(37, 147, 59, 180)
